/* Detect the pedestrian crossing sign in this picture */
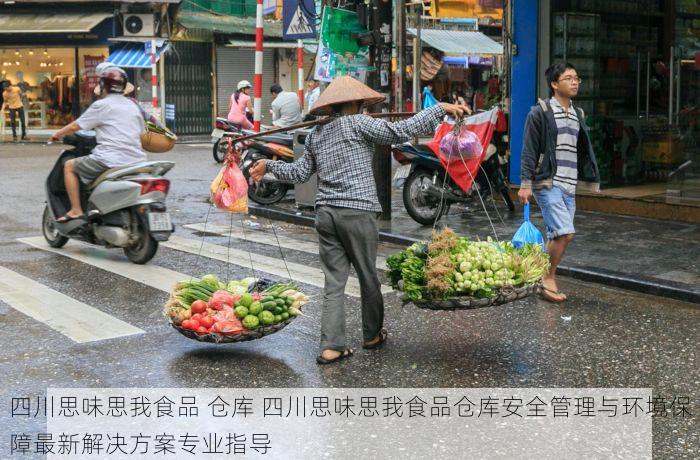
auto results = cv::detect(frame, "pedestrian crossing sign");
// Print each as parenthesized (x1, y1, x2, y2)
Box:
(283, 0, 317, 40)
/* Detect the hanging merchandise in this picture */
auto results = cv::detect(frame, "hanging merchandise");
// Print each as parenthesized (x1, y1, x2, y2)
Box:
(439, 121, 482, 160)
(422, 86, 438, 109)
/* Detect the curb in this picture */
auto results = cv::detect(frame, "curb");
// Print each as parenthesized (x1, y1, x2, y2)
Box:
(248, 205, 700, 305)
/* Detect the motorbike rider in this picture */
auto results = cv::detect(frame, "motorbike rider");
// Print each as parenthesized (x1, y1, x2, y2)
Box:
(49, 67, 146, 222)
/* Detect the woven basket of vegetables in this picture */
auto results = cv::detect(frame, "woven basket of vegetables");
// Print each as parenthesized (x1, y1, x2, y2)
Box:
(388, 228, 549, 311)
(164, 275, 309, 343)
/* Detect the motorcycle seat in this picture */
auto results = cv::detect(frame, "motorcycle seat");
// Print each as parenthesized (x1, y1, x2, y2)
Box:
(258, 133, 293, 147)
(413, 144, 436, 156)
(90, 162, 175, 189)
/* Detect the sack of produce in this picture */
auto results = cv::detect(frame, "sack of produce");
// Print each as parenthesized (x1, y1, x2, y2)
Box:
(387, 228, 549, 309)
(439, 126, 483, 162)
(164, 274, 309, 342)
(511, 202, 544, 249)
(210, 162, 248, 213)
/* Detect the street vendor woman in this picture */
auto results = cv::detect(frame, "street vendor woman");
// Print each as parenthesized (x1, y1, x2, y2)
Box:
(249, 76, 466, 364)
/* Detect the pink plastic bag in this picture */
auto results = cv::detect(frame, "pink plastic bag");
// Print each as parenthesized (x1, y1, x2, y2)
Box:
(210, 162, 248, 213)
(439, 126, 483, 162)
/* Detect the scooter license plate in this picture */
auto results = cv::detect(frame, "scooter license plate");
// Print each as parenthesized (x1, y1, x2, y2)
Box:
(211, 128, 225, 139)
(148, 212, 172, 232)
(393, 164, 412, 181)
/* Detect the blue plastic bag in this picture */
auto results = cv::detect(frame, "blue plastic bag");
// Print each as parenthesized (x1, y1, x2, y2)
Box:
(511, 202, 545, 249)
(422, 87, 438, 109)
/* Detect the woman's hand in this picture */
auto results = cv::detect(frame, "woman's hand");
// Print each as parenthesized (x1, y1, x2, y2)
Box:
(249, 160, 269, 182)
(439, 103, 468, 118)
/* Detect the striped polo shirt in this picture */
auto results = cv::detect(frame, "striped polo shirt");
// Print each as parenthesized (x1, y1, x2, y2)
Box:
(550, 97, 579, 195)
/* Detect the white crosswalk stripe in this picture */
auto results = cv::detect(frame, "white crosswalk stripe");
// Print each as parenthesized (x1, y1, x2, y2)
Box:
(19, 235, 391, 299)
(0, 265, 144, 343)
(161, 235, 393, 297)
(183, 222, 389, 271)
(19, 237, 186, 293)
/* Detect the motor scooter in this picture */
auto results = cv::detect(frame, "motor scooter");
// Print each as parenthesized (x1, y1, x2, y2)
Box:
(392, 137, 514, 226)
(43, 131, 175, 264)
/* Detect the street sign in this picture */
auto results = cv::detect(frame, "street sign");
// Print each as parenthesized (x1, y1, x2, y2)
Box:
(283, 0, 316, 40)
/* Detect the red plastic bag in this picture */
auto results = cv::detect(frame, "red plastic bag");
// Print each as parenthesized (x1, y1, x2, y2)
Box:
(210, 162, 248, 213)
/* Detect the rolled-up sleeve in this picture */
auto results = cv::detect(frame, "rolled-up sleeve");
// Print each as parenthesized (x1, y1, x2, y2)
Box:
(355, 104, 446, 145)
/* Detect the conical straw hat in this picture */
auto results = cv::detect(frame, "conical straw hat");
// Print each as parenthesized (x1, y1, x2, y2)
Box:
(309, 75, 385, 115)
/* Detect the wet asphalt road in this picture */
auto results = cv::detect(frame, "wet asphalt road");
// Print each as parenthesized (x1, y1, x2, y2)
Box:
(0, 142, 698, 458)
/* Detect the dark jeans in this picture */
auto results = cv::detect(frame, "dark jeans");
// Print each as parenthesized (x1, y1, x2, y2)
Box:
(315, 206, 384, 352)
(9, 107, 26, 138)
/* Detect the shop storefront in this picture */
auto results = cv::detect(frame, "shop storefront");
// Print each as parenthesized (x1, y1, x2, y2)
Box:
(406, 28, 504, 111)
(0, 12, 115, 138)
(511, 0, 700, 211)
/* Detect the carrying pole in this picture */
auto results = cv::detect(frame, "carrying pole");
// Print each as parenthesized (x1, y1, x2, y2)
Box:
(253, 0, 264, 132)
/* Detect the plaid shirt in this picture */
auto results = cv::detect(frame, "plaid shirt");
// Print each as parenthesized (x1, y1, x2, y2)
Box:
(267, 104, 446, 212)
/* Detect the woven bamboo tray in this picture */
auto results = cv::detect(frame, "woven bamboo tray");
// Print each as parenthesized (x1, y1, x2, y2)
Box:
(404, 283, 540, 311)
(171, 317, 295, 343)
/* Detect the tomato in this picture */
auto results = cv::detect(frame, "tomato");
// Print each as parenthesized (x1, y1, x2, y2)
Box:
(191, 300, 208, 314)
(191, 313, 203, 322)
(196, 326, 208, 334)
(181, 320, 192, 330)
(199, 316, 215, 329)
(189, 319, 200, 330)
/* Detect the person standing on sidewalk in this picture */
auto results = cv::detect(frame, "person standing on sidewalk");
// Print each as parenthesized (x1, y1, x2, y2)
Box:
(517, 62, 600, 302)
(249, 76, 466, 364)
(1, 80, 27, 141)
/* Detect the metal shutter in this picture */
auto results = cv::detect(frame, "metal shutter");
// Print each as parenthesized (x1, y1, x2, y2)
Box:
(164, 41, 213, 135)
(216, 46, 276, 124)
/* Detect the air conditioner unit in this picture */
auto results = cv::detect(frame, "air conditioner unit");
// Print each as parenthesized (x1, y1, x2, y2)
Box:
(122, 14, 155, 37)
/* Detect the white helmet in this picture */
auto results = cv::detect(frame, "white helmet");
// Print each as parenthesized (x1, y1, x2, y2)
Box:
(96, 61, 117, 75)
(237, 80, 252, 90)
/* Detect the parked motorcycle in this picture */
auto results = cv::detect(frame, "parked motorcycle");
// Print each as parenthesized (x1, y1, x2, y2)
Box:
(236, 131, 296, 205)
(43, 131, 175, 264)
(212, 117, 242, 163)
(393, 137, 515, 226)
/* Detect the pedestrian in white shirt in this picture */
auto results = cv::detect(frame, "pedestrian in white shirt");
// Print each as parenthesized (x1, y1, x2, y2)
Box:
(305, 79, 321, 113)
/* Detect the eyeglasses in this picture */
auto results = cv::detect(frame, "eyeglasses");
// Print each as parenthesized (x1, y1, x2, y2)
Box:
(558, 76, 583, 84)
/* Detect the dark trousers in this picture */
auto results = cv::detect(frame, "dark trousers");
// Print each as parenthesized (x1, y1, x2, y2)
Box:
(9, 107, 26, 138)
(315, 206, 384, 351)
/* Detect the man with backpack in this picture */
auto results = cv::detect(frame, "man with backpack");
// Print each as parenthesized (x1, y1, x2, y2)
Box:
(517, 62, 600, 302)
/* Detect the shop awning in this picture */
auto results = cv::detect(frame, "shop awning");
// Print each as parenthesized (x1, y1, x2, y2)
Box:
(178, 12, 283, 38)
(108, 42, 169, 68)
(0, 13, 112, 34)
(407, 29, 503, 56)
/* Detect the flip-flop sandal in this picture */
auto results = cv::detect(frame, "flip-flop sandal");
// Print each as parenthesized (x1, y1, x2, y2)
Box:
(537, 286, 566, 303)
(363, 328, 388, 350)
(316, 348, 354, 365)
(56, 214, 85, 223)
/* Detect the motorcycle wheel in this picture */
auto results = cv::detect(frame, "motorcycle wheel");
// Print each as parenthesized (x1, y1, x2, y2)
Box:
(241, 161, 289, 205)
(123, 222, 158, 264)
(212, 138, 228, 163)
(403, 169, 449, 226)
(42, 205, 69, 248)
